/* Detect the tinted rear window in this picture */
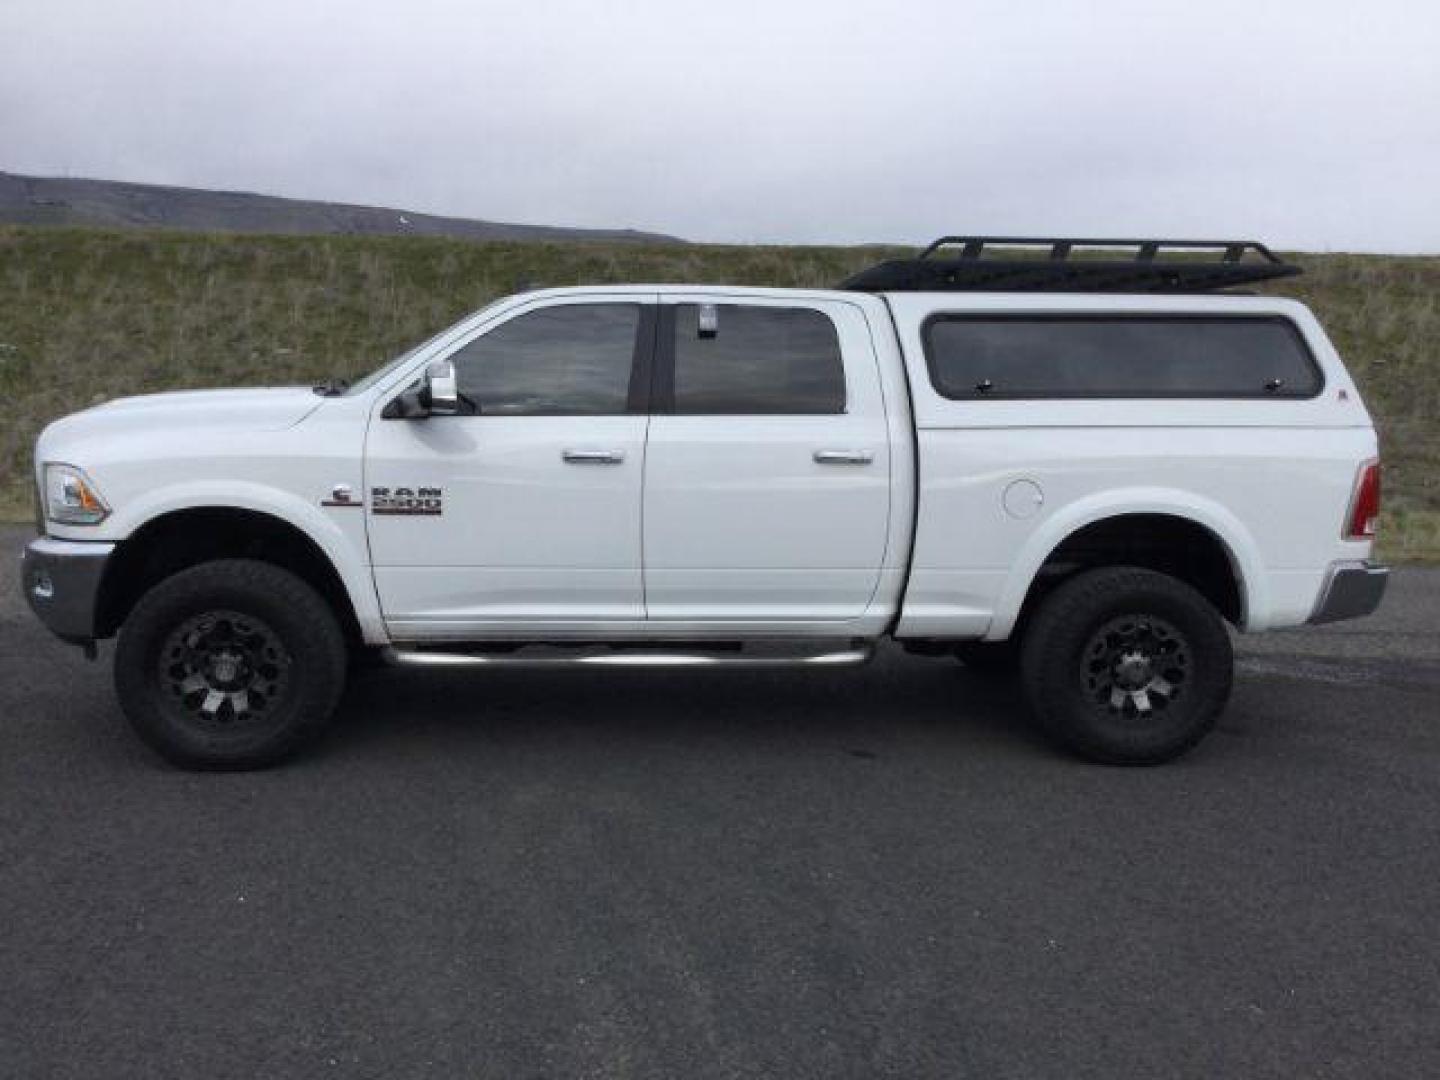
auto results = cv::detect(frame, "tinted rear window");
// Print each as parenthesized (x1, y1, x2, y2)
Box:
(672, 304, 845, 414)
(924, 316, 1322, 400)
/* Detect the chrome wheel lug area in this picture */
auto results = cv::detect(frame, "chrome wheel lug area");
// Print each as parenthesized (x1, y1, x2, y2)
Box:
(159, 610, 290, 729)
(1113, 649, 1154, 690)
(1082, 615, 1190, 720)
(204, 647, 250, 689)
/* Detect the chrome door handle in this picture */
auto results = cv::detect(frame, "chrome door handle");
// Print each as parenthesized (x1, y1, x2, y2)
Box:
(562, 449, 626, 465)
(813, 449, 875, 465)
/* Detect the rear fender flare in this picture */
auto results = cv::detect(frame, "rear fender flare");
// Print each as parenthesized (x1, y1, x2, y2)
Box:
(985, 487, 1266, 640)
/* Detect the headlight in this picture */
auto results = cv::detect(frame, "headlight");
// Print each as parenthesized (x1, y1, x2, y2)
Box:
(43, 463, 110, 525)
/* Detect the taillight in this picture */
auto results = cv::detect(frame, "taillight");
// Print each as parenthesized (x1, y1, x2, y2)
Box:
(1346, 461, 1381, 541)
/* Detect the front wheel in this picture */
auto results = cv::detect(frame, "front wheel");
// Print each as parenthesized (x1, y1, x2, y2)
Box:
(1019, 567, 1233, 765)
(115, 560, 348, 770)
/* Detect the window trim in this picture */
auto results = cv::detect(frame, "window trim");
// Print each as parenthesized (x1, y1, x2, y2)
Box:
(385, 300, 657, 419)
(920, 312, 1325, 402)
(652, 301, 849, 416)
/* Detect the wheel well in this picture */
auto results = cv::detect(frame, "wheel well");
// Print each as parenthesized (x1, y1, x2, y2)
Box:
(1019, 514, 1244, 628)
(96, 508, 362, 644)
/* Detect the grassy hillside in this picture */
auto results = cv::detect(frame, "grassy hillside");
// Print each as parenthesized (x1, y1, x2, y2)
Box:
(1, 226, 1436, 560)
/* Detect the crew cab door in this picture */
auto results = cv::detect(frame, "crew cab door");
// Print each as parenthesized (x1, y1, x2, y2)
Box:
(365, 296, 655, 638)
(642, 295, 891, 622)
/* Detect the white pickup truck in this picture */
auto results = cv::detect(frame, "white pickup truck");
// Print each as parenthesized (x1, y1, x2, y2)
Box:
(22, 237, 1387, 769)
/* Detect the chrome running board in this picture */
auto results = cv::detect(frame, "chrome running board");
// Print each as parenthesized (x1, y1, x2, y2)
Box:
(382, 641, 874, 669)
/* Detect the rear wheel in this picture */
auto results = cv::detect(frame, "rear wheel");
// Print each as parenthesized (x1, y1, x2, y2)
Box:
(1019, 566, 1232, 765)
(115, 559, 347, 770)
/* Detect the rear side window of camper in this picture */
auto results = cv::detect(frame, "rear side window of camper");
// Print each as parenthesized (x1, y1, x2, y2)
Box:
(923, 315, 1323, 400)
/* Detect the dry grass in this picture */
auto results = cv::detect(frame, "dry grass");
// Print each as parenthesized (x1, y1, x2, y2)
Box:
(1262, 253, 1440, 556)
(1, 227, 1436, 561)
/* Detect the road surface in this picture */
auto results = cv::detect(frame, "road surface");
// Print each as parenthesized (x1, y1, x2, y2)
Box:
(3, 526, 1437, 1078)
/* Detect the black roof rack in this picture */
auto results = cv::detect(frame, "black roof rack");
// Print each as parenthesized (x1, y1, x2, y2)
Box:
(838, 236, 1302, 294)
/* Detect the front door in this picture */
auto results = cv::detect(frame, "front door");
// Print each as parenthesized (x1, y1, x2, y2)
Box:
(365, 296, 655, 639)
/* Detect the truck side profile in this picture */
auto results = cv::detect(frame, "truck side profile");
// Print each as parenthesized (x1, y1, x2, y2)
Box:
(21, 237, 1388, 768)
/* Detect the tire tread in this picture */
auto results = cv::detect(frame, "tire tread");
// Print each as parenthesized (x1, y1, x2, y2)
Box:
(1019, 566, 1233, 765)
(115, 559, 347, 770)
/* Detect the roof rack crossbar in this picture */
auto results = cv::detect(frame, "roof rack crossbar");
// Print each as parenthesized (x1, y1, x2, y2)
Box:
(840, 235, 1300, 294)
(916, 236, 1285, 264)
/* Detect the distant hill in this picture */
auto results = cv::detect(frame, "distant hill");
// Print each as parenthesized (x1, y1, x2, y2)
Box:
(0, 170, 681, 244)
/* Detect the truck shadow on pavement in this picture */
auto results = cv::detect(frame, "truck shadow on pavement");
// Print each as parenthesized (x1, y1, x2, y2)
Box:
(328, 647, 1054, 763)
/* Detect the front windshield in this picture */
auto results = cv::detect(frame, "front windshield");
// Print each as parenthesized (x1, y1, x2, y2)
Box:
(343, 300, 503, 396)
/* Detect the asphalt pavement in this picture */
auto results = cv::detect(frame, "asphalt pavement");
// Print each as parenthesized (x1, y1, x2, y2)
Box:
(2, 525, 1438, 1079)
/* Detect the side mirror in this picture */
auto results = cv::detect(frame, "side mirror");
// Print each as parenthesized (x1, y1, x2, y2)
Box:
(424, 360, 459, 416)
(381, 360, 463, 420)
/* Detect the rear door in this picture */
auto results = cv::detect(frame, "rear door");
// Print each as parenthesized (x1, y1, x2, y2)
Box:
(642, 295, 891, 622)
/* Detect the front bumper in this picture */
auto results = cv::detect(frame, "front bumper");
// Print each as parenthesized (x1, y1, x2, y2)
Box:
(20, 536, 115, 644)
(1309, 560, 1389, 625)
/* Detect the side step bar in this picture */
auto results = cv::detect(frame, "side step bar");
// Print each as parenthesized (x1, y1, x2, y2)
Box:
(382, 642, 875, 669)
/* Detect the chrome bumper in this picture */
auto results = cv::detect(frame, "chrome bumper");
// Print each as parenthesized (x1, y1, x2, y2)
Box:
(1309, 561, 1389, 625)
(20, 536, 115, 645)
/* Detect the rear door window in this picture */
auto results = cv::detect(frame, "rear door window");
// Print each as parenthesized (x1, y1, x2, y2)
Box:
(668, 304, 846, 414)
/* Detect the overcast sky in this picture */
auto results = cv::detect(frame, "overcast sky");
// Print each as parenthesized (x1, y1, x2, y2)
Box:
(3, 0, 1438, 251)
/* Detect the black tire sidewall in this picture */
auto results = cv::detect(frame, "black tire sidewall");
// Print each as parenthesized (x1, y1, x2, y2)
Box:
(115, 560, 346, 769)
(1021, 568, 1233, 765)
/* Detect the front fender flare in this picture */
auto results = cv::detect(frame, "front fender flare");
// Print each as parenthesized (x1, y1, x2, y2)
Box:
(103, 481, 387, 645)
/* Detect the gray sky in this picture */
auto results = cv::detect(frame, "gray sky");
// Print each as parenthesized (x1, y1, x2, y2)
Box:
(3, 0, 1439, 251)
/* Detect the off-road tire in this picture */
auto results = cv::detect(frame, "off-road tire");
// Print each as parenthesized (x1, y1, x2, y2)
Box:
(115, 559, 347, 770)
(1019, 566, 1233, 765)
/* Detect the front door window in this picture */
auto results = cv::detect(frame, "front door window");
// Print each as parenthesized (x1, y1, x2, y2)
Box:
(450, 303, 642, 415)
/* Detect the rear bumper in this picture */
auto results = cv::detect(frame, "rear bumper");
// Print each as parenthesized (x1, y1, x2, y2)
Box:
(20, 536, 114, 644)
(1308, 560, 1389, 625)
